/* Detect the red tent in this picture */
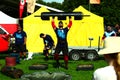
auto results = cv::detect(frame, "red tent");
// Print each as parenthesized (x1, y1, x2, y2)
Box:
(0, 11, 18, 52)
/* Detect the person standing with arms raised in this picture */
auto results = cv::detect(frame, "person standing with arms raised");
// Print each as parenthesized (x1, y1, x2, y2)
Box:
(51, 17, 72, 69)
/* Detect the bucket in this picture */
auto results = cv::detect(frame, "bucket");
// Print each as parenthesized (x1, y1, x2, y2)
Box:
(10, 53, 20, 63)
(5, 57, 16, 66)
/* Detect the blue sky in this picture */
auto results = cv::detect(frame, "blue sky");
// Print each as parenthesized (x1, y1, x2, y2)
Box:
(42, 0, 64, 3)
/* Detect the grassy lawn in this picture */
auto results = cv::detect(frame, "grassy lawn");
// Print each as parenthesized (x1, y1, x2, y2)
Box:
(0, 53, 107, 80)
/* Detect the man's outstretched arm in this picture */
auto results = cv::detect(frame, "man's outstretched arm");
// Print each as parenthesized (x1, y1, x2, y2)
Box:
(67, 18, 72, 29)
(51, 18, 56, 30)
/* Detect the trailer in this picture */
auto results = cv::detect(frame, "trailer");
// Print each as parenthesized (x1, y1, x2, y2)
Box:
(51, 46, 102, 61)
(51, 37, 103, 61)
(68, 46, 100, 60)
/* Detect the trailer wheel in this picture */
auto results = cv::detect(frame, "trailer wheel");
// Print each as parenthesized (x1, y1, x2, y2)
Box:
(69, 50, 81, 61)
(85, 50, 98, 60)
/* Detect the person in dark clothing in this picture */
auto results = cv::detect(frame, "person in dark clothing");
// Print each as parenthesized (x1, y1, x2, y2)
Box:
(114, 24, 120, 33)
(13, 24, 27, 60)
(116, 29, 120, 36)
(40, 33, 54, 60)
(51, 18, 72, 69)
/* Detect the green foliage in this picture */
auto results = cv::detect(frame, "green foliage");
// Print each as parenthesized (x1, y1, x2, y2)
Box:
(88, 0, 120, 25)
(40, 0, 120, 26)
(62, 0, 88, 12)
(0, 54, 107, 80)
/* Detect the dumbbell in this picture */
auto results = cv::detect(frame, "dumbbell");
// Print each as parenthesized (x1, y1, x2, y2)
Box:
(35, 12, 84, 20)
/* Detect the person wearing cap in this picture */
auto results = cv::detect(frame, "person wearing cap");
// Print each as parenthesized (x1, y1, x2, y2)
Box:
(51, 18, 72, 69)
(93, 37, 120, 80)
(40, 33, 54, 61)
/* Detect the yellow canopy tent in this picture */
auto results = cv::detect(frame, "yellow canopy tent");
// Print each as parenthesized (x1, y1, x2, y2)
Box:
(67, 6, 104, 47)
(24, 6, 104, 53)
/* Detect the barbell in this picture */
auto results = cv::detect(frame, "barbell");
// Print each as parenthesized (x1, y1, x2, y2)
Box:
(35, 12, 90, 20)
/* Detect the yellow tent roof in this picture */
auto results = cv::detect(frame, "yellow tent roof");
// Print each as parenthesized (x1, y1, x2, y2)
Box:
(24, 6, 104, 53)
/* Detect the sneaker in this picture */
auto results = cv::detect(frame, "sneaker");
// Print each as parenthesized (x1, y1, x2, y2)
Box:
(60, 64, 68, 70)
(56, 62, 60, 68)
(20, 58, 22, 60)
(16, 62, 21, 64)
(53, 62, 60, 68)
(24, 58, 27, 60)
(44, 56, 49, 61)
(64, 66, 68, 70)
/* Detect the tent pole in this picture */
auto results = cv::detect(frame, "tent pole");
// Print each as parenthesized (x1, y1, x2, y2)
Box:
(89, 3, 91, 11)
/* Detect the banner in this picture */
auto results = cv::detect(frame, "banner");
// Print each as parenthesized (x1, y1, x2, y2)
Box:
(19, 0, 26, 18)
(90, 0, 100, 4)
(27, 0, 36, 13)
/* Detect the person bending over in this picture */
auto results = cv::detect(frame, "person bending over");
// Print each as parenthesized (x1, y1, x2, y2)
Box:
(40, 33, 54, 61)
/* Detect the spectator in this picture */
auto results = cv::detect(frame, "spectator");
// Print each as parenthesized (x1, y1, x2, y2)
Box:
(40, 33, 54, 61)
(13, 24, 27, 60)
(101, 26, 116, 45)
(51, 18, 72, 69)
(116, 29, 120, 36)
(102, 26, 116, 40)
(93, 37, 120, 80)
(114, 24, 120, 33)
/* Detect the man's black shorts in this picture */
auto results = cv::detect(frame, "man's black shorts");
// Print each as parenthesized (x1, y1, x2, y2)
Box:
(55, 44, 68, 55)
(14, 44, 27, 52)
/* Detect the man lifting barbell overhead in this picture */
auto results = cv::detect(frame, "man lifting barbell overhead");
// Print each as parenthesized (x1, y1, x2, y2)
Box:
(51, 17, 72, 70)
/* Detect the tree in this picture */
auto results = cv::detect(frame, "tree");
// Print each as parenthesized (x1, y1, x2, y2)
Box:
(90, 0, 120, 25)
(38, 0, 120, 26)
(62, 0, 88, 12)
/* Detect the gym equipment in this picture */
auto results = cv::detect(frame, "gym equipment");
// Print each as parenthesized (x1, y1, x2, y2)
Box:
(76, 64, 94, 71)
(10, 53, 20, 64)
(1, 66, 24, 79)
(29, 64, 48, 70)
(35, 12, 89, 20)
(5, 57, 16, 66)
(20, 71, 72, 80)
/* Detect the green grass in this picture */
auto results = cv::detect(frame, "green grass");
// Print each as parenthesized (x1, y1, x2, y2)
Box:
(0, 54, 107, 80)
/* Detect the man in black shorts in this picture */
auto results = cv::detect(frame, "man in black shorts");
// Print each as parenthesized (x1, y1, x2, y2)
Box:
(40, 33, 54, 60)
(51, 18, 72, 69)
(13, 24, 27, 60)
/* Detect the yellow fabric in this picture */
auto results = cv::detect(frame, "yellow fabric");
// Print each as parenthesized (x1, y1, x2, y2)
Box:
(24, 6, 104, 53)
